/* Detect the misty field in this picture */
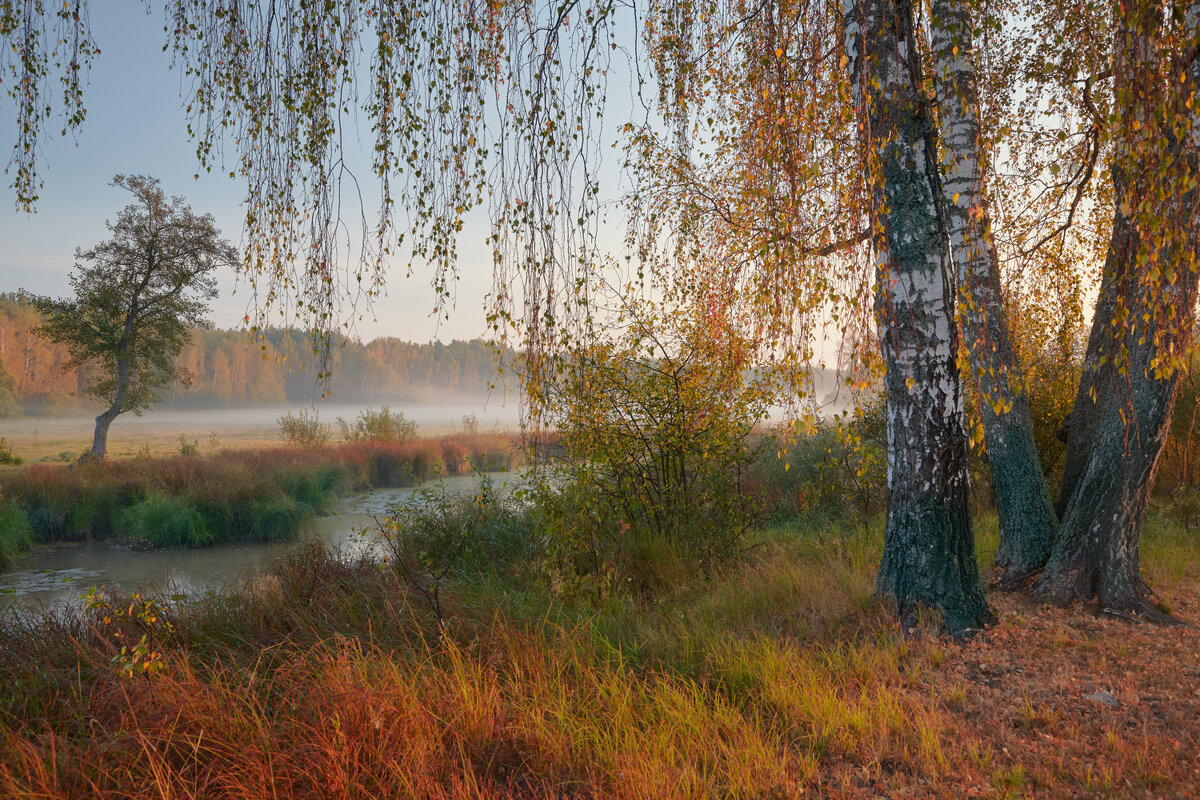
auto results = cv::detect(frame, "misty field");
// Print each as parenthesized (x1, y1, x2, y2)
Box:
(0, 402, 520, 465)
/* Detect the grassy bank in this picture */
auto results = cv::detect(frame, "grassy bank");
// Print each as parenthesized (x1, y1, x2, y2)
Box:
(0, 508, 1196, 798)
(0, 434, 518, 558)
(0, 494, 33, 569)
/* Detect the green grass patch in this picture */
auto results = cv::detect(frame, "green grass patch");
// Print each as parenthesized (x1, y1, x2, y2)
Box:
(0, 434, 520, 551)
(121, 493, 215, 548)
(0, 494, 33, 568)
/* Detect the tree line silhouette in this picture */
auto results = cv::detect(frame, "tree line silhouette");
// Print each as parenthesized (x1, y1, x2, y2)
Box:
(0, 294, 508, 416)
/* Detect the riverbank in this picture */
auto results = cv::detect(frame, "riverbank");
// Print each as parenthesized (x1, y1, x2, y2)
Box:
(1, 512, 1197, 798)
(0, 474, 507, 609)
(0, 434, 520, 565)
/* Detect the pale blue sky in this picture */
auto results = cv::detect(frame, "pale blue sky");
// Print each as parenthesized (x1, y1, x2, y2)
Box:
(0, 4, 497, 343)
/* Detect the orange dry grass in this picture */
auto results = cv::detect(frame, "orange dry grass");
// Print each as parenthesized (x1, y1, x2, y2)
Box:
(0, 539, 938, 799)
(1, 526, 1198, 799)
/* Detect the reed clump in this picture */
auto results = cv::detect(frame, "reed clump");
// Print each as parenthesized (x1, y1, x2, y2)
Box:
(0, 492, 33, 569)
(0, 434, 519, 551)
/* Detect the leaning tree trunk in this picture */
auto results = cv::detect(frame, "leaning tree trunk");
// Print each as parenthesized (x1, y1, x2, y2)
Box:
(1038, 223, 1198, 610)
(1055, 205, 1132, 519)
(844, 0, 991, 635)
(88, 335, 135, 461)
(90, 408, 119, 460)
(930, 0, 1058, 582)
(1038, 0, 1200, 612)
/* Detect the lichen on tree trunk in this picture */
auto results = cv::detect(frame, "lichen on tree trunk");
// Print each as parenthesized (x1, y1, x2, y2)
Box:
(930, 0, 1058, 583)
(844, 0, 991, 635)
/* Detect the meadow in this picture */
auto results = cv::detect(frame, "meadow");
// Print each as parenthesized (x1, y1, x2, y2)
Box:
(0, 505, 1196, 799)
(1, 405, 1198, 798)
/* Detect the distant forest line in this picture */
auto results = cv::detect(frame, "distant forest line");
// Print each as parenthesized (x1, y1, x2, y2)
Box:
(0, 294, 510, 417)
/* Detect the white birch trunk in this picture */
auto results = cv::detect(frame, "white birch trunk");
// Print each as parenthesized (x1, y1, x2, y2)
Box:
(930, 0, 1058, 581)
(844, 0, 991, 634)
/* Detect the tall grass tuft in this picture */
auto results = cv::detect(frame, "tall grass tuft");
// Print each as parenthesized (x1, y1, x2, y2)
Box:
(121, 493, 214, 548)
(0, 493, 33, 568)
(248, 493, 309, 542)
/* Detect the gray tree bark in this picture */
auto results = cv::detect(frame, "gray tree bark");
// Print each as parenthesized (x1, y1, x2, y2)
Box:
(1039, 0, 1200, 613)
(87, 280, 143, 461)
(1039, 203, 1197, 612)
(844, 0, 992, 635)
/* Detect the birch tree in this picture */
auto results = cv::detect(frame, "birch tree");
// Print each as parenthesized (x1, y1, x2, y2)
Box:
(930, 0, 1059, 583)
(1034, 0, 1200, 614)
(842, 0, 991, 632)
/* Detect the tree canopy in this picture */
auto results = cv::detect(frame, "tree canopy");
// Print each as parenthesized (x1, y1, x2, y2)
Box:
(29, 174, 235, 457)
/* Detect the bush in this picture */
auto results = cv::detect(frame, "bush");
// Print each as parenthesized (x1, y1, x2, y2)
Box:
(0, 437, 22, 465)
(538, 307, 769, 596)
(278, 409, 333, 448)
(749, 399, 886, 526)
(337, 405, 417, 443)
(1021, 348, 1082, 498)
(380, 477, 539, 620)
(382, 477, 537, 576)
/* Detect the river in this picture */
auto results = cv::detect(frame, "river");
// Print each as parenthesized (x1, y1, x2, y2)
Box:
(0, 473, 506, 612)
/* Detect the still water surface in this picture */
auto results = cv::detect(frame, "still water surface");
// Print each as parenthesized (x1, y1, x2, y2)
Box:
(0, 473, 505, 612)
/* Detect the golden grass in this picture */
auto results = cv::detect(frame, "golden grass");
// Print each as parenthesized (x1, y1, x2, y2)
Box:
(0, 413, 520, 464)
(0, 513, 1197, 798)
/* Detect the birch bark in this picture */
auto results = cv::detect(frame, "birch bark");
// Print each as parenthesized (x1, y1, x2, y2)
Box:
(930, 0, 1059, 582)
(844, 0, 991, 634)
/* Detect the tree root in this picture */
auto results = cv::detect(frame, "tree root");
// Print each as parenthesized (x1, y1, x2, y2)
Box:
(1097, 604, 1192, 628)
(990, 565, 1042, 592)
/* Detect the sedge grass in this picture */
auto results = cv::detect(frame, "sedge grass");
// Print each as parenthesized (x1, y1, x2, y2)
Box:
(0, 494, 32, 568)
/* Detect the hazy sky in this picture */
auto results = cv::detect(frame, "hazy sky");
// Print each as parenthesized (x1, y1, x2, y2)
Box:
(0, 5, 497, 344)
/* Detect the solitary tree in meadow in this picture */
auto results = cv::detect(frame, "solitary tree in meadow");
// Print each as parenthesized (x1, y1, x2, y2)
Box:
(29, 174, 236, 459)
